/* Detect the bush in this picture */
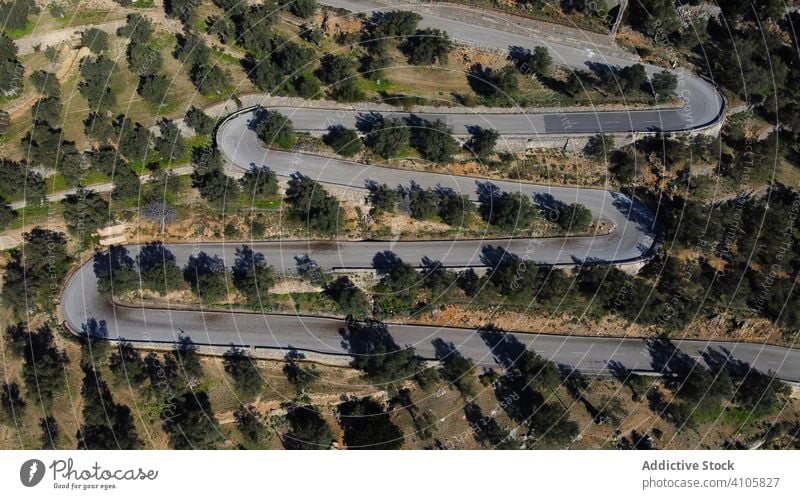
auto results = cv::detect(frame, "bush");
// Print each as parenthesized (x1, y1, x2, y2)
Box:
(254, 109, 295, 149)
(323, 126, 362, 157)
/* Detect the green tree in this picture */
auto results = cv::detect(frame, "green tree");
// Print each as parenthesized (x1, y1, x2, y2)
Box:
(254, 109, 295, 149)
(223, 346, 264, 398)
(366, 182, 400, 215)
(185, 106, 215, 135)
(410, 118, 459, 163)
(190, 64, 231, 95)
(31, 96, 61, 126)
(4, 323, 69, 406)
(231, 245, 275, 305)
(93, 245, 139, 298)
(556, 202, 593, 232)
(465, 127, 499, 158)
(138, 74, 171, 105)
(240, 165, 279, 200)
(324, 276, 368, 315)
(284, 404, 334, 450)
(61, 189, 109, 242)
(80, 56, 118, 109)
(365, 118, 408, 158)
(155, 119, 186, 162)
(403, 28, 452, 65)
(408, 184, 438, 220)
(284, 174, 343, 235)
(164, 0, 200, 25)
(137, 242, 184, 294)
(337, 397, 404, 449)
(29, 70, 60, 97)
(234, 404, 266, 444)
(650, 70, 678, 97)
(281, 0, 316, 18)
(437, 188, 474, 226)
(323, 125, 362, 157)
(477, 184, 538, 230)
(77, 366, 140, 449)
(81, 28, 109, 54)
(183, 252, 229, 302)
(162, 391, 223, 449)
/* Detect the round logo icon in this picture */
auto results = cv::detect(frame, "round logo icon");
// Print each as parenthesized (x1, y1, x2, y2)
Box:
(20, 459, 45, 487)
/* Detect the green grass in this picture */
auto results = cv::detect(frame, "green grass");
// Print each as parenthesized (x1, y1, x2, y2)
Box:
(131, 0, 155, 7)
(5, 20, 35, 39)
(56, 10, 111, 27)
(8, 202, 56, 230)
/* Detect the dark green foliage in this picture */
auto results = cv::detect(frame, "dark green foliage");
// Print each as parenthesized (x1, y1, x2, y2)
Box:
(40, 416, 60, 449)
(0, 0, 37, 30)
(1, 381, 25, 424)
(191, 151, 238, 208)
(403, 28, 452, 65)
(283, 354, 319, 393)
(240, 165, 279, 199)
(162, 391, 223, 449)
(155, 119, 186, 162)
(231, 245, 275, 305)
(409, 118, 459, 163)
(511, 45, 552, 77)
(364, 118, 408, 158)
(0, 203, 17, 229)
(79, 55, 116, 110)
(375, 254, 420, 297)
(316, 54, 364, 102)
(281, 0, 316, 18)
(137, 74, 171, 105)
(0, 33, 23, 96)
(109, 341, 148, 386)
(77, 366, 140, 449)
(234, 404, 265, 443)
(734, 370, 790, 418)
(93, 245, 138, 298)
(2, 229, 71, 315)
(21, 126, 81, 180)
(650, 70, 678, 97)
(61, 189, 109, 242)
(434, 340, 476, 396)
(126, 41, 163, 76)
(437, 188, 474, 226)
(407, 184, 438, 220)
(4, 323, 68, 406)
(284, 173, 343, 235)
(584, 134, 615, 160)
(84, 113, 115, 143)
(190, 64, 231, 95)
(164, 0, 200, 25)
(223, 346, 264, 398)
(618, 63, 647, 92)
(487, 252, 539, 297)
(254, 109, 296, 149)
(81, 28, 109, 54)
(117, 13, 153, 44)
(111, 166, 141, 201)
(174, 31, 210, 67)
(137, 242, 184, 294)
(626, 0, 680, 39)
(183, 251, 229, 302)
(31, 97, 61, 126)
(337, 397, 404, 449)
(465, 127, 499, 158)
(477, 184, 538, 230)
(369, 11, 422, 39)
(467, 64, 519, 103)
(29, 70, 60, 97)
(113, 115, 151, 161)
(185, 106, 215, 135)
(323, 125, 362, 157)
(235, 4, 278, 54)
(284, 404, 334, 450)
(464, 402, 515, 449)
(0, 158, 45, 204)
(324, 276, 368, 316)
(341, 319, 423, 383)
(366, 182, 400, 215)
(556, 202, 593, 232)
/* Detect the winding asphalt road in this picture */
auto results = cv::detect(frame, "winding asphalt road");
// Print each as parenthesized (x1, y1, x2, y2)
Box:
(57, 1, 796, 381)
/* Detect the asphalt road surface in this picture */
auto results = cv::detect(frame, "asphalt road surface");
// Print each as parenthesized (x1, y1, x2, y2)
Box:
(55, 1, 776, 379)
(61, 245, 800, 380)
